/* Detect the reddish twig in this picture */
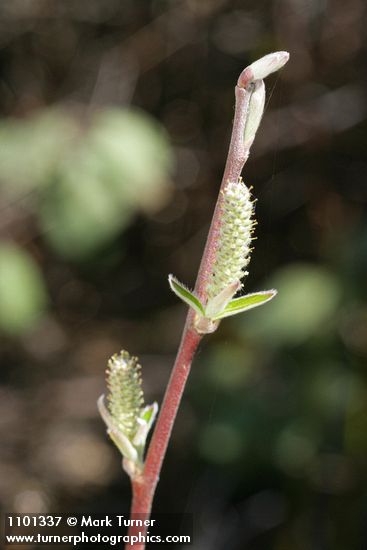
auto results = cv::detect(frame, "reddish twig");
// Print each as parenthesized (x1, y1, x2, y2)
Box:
(125, 52, 289, 550)
(125, 80, 251, 550)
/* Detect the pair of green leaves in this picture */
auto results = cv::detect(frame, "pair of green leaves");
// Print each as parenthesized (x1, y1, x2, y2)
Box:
(169, 274, 276, 330)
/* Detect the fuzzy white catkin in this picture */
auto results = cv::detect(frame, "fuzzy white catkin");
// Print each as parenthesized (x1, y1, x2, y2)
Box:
(206, 178, 255, 301)
(106, 351, 144, 438)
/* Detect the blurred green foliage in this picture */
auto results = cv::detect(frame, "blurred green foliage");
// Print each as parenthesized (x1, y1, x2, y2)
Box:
(0, 107, 172, 332)
(39, 109, 173, 258)
(0, 107, 173, 260)
(0, 109, 78, 191)
(240, 264, 342, 345)
(0, 243, 47, 334)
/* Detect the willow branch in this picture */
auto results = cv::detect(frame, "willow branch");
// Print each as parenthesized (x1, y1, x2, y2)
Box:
(125, 51, 289, 550)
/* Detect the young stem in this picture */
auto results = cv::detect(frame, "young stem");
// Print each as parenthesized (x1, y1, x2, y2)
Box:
(125, 85, 250, 550)
(125, 52, 289, 549)
(125, 314, 201, 549)
(195, 85, 252, 304)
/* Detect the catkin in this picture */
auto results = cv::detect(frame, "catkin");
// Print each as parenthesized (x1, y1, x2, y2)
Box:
(207, 178, 255, 301)
(106, 351, 144, 438)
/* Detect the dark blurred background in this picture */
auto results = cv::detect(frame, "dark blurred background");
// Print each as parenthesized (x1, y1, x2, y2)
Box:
(0, 1, 366, 549)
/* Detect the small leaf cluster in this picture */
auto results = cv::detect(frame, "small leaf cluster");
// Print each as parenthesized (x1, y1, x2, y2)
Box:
(169, 179, 277, 333)
(169, 274, 276, 333)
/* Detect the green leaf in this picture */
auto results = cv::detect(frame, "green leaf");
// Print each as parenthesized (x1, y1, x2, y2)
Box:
(97, 395, 139, 463)
(168, 275, 205, 316)
(205, 281, 241, 318)
(140, 402, 158, 425)
(133, 402, 158, 448)
(108, 429, 139, 464)
(212, 289, 277, 320)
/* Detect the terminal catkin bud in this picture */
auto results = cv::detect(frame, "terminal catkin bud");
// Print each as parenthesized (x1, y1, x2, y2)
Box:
(106, 351, 144, 438)
(206, 178, 255, 302)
